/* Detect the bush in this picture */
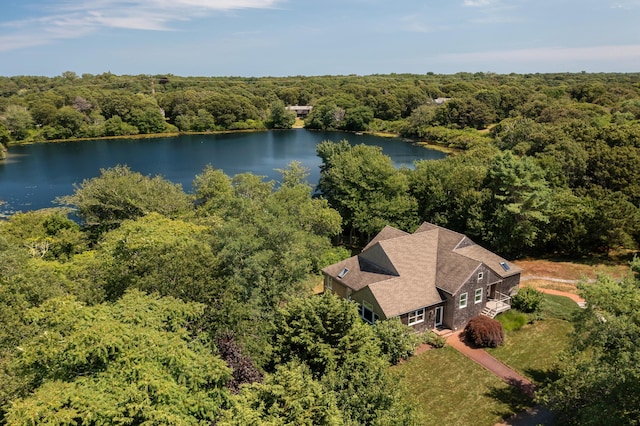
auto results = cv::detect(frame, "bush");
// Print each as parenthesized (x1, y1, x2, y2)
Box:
(464, 315, 504, 348)
(512, 287, 545, 313)
(422, 331, 446, 349)
(496, 310, 528, 331)
(374, 318, 420, 365)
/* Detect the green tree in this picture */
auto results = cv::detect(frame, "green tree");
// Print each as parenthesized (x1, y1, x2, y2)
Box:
(53, 106, 88, 138)
(343, 105, 374, 131)
(0, 209, 86, 261)
(219, 362, 343, 426)
(103, 115, 139, 136)
(190, 163, 342, 365)
(192, 109, 216, 131)
(270, 293, 417, 425)
(409, 148, 490, 236)
(538, 273, 640, 425)
(317, 140, 418, 241)
(266, 100, 296, 129)
(2, 291, 231, 425)
(482, 151, 551, 256)
(56, 165, 192, 237)
(305, 104, 345, 130)
(97, 213, 219, 302)
(0, 104, 34, 141)
(373, 318, 420, 365)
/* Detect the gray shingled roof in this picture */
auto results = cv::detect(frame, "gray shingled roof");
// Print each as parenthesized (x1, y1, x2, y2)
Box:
(322, 222, 521, 318)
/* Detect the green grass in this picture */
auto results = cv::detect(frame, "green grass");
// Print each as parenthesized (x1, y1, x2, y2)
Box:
(487, 294, 581, 384)
(496, 310, 528, 331)
(393, 293, 580, 424)
(487, 318, 573, 384)
(541, 293, 582, 321)
(392, 347, 531, 425)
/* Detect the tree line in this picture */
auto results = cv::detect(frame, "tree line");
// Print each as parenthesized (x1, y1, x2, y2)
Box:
(1, 71, 639, 144)
(0, 164, 420, 425)
(317, 138, 639, 258)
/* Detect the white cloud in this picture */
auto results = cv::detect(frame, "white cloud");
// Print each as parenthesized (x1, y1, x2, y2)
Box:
(610, 0, 640, 9)
(463, 0, 496, 7)
(437, 44, 640, 63)
(0, 0, 284, 52)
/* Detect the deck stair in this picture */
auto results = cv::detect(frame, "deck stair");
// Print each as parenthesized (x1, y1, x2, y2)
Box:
(481, 306, 498, 318)
(481, 292, 512, 319)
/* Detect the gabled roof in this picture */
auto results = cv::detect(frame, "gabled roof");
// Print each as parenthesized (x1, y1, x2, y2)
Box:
(322, 222, 521, 318)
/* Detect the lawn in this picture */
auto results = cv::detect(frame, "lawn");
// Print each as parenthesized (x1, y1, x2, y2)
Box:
(488, 294, 581, 384)
(394, 293, 580, 425)
(392, 347, 531, 426)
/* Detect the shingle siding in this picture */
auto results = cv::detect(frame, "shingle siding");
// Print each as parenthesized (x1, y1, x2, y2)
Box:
(321, 223, 521, 333)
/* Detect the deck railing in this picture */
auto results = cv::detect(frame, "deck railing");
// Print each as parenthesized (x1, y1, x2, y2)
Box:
(483, 292, 512, 318)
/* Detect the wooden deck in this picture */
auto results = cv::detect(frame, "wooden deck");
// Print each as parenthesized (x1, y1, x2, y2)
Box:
(482, 292, 512, 318)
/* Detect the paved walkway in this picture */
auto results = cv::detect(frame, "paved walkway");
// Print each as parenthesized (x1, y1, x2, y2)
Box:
(442, 287, 585, 425)
(446, 331, 536, 398)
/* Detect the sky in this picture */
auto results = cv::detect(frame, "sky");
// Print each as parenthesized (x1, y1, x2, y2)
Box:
(1, 0, 639, 77)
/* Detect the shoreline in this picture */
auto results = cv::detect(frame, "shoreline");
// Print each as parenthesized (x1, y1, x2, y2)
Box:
(2, 128, 456, 156)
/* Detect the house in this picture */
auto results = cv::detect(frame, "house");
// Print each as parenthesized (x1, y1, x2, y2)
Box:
(285, 105, 313, 118)
(321, 222, 521, 332)
(433, 97, 452, 105)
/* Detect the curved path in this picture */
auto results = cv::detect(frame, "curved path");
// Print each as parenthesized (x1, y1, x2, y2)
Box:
(443, 287, 585, 425)
(535, 287, 586, 307)
(446, 331, 536, 398)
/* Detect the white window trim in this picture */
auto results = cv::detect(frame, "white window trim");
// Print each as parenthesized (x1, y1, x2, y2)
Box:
(475, 288, 483, 304)
(478, 271, 484, 281)
(361, 300, 378, 324)
(459, 292, 468, 309)
(325, 275, 332, 291)
(408, 308, 425, 326)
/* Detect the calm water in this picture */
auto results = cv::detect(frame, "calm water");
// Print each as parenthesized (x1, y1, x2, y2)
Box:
(0, 130, 445, 216)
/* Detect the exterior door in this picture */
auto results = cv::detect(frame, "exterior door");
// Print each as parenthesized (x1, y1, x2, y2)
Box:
(434, 306, 443, 327)
(488, 284, 496, 299)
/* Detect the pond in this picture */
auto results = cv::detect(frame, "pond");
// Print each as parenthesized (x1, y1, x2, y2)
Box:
(0, 130, 446, 216)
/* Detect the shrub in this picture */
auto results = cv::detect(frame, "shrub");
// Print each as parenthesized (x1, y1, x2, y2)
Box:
(496, 310, 528, 331)
(464, 315, 504, 348)
(374, 318, 420, 365)
(422, 331, 446, 349)
(215, 330, 263, 393)
(512, 287, 545, 313)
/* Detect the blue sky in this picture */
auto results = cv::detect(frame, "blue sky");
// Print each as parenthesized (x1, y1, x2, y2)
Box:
(1, 0, 639, 77)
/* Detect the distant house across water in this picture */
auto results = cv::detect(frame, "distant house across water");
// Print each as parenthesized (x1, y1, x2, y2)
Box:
(286, 105, 313, 118)
(434, 97, 451, 105)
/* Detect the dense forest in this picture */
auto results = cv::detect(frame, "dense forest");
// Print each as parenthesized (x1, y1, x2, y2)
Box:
(1, 71, 640, 424)
(2, 71, 640, 256)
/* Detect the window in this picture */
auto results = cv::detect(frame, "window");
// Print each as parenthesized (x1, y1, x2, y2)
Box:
(325, 275, 332, 291)
(500, 261, 511, 272)
(337, 268, 349, 279)
(475, 288, 483, 304)
(408, 308, 425, 326)
(459, 292, 468, 309)
(478, 272, 484, 280)
(361, 300, 378, 324)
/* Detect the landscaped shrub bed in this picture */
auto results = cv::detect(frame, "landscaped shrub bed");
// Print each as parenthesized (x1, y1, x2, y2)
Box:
(512, 287, 544, 313)
(464, 315, 505, 348)
(422, 331, 446, 348)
